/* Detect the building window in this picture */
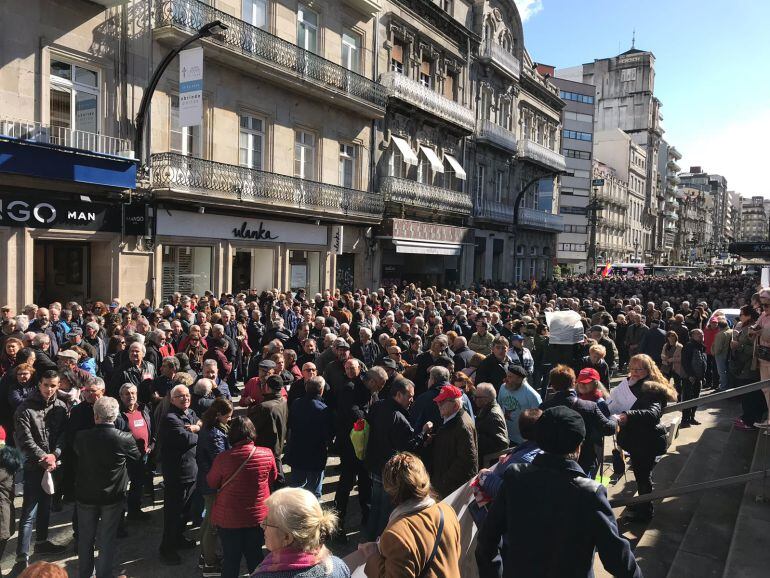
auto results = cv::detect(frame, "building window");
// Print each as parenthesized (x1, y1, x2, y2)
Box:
(438, 0, 453, 15)
(444, 70, 457, 101)
(170, 95, 200, 156)
(560, 206, 588, 215)
(563, 129, 592, 141)
(419, 57, 432, 88)
(297, 4, 318, 53)
(239, 114, 264, 170)
(49, 59, 99, 141)
(391, 39, 405, 74)
(294, 130, 315, 180)
(529, 259, 537, 280)
(564, 149, 591, 160)
(559, 90, 594, 104)
(162, 246, 212, 297)
(342, 30, 361, 74)
(515, 258, 523, 282)
(475, 165, 485, 202)
(495, 170, 504, 203)
(339, 143, 356, 188)
(621, 67, 637, 82)
(242, 0, 267, 29)
(289, 250, 321, 296)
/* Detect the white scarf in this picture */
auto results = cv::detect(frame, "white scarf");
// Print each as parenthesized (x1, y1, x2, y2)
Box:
(387, 496, 436, 527)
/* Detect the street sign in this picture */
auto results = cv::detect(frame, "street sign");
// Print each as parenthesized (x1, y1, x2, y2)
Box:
(179, 47, 203, 127)
(591, 178, 605, 187)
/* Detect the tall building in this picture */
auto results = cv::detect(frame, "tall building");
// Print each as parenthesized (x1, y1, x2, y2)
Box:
(593, 129, 648, 261)
(679, 167, 729, 257)
(558, 47, 663, 260)
(592, 160, 632, 264)
(676, 186, 713, 263)
(550, 74, 594, 274)
(658, 140, 682, 264)
(739, 195, 768, 241)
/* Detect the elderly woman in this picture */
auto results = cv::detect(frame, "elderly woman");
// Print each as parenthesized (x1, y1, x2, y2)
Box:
(0, 338, 24, 378)
(361, 452, 461, 578)
(207, 416, 277, 578)
(191, 378, 217, 416)
(252, 487, 349, 577)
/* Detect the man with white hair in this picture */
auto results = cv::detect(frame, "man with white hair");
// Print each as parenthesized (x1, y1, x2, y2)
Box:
(158, 384, 200, 564)
(109, 342, 156, 398)
(28, 307, 59, 357)
(74, 396, 141, 578)
(29, 333, 57, 373)
(352, 327, 380, 368)
(473, 382, 509, 465)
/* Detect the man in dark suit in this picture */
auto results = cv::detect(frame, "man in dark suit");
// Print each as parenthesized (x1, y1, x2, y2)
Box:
(158, 384, 200, 565)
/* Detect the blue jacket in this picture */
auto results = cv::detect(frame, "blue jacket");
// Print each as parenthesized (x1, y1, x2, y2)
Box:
(196, 424, 230, 495)
(476, 453, 641, 578)
(285, 394, 333, 471)
(159, 406, 199, 484)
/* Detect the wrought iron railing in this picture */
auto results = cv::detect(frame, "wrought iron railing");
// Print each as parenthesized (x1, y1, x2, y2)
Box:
(474, 198, 514, 222)
(476, 119, 517, 153)
(519, 207, 564, 232)
(594, 189, 627, 209)
(154, 0, 386, 109)
(0, 118, 132, 157)
(380, 176, 472, 215)
(380, 72, 475, 132)
(516, 138, 567, 172)
(479, 40, 521, 79)
(151, 152, 383, 220)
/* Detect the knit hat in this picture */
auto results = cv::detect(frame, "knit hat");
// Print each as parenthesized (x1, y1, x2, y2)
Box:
(535, 406, 586, 455)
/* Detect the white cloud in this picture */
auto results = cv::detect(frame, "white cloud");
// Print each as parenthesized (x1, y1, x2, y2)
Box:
(675, 108, 770, 197)
(514, 0, 544, 22)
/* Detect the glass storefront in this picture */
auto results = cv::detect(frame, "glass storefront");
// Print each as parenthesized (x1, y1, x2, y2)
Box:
(289, 250, 321, 296)
(162, 246, 212, 298)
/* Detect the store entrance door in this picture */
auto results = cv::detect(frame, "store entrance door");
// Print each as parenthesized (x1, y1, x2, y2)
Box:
(34, 241, 90, 305)
(232, 248, 275, 293)
(232, 250, 252, 294)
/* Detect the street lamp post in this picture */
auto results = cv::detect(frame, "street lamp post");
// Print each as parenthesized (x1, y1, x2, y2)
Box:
(587, 184, 603, 273)
(633, 239, 640, 262)
(133, 20, 228, 165)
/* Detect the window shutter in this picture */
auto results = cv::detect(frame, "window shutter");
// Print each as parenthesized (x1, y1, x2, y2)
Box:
(391, 42, 403, 64)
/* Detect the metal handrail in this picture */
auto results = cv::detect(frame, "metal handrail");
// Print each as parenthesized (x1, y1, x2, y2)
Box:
(0, 118, 132, 157)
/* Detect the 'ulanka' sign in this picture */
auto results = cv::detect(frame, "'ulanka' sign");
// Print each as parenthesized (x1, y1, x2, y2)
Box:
(232, 221, 279, 240)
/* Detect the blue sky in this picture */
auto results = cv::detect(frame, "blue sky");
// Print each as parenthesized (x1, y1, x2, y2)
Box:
(515, 0, 770, 195)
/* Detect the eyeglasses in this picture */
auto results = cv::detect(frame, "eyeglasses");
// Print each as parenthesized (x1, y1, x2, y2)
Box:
(260, 520, 280, 530)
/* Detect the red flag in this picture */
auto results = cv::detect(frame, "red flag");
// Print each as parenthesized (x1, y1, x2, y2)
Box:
(601, 262, 612, 277)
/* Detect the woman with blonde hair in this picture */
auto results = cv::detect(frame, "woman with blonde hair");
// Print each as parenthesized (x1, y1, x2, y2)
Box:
(361, 452, 461, 578)
(253, 487, 349, 577)
(612, 354, 677, 522)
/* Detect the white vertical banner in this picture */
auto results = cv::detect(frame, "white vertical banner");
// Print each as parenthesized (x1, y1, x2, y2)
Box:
(179, 47, 203, 127)
(330, 225, 344, 255)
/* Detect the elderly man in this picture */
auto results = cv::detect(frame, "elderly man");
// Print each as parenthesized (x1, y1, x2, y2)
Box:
(352, 327, 381, 369)
(475, 336, 510, 391)
(12, 370, 69, 574)
(474, 382, 509, 466)
(56, 349, 92, 387)
(450, 335, 475, 372)
(332, 358, 375, 538)
(28, 307, 59, 356)
(469, 319, 495, 356)
(109, 342, 156, 398)
(158, 384, 200, 565)
(240, 359, 278, 407)
(75, 396, 141, 578)
(118, 383, 154, 519)
(29, 333, 57, 373)
(200, 358, 232, 399)
(250, 374, 288, 485)
(425, 384, 478, 498)
(63, 327, 97, 361)
(412, 333, 450, 395)
(476, 406, 641, 578)
(83, 321, 106, 367)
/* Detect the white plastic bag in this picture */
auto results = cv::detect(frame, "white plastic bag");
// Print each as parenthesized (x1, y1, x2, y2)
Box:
(41, 470, 55, 495)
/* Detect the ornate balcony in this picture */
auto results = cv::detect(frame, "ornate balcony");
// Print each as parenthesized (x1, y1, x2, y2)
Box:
(518, 207, 564, 232)
(153, 0, 386, 118)
(150, 153, 383, 223)
(516, 138, 567, 173)
(474, 199, 514, 223)
(380, 176, 472, 216)
(0, 118, 132, 157)
(476, 119, 517, 153)
(478, 41, 521, 80)
(380, 71, 475, 132)
(594, 189, 627, 210)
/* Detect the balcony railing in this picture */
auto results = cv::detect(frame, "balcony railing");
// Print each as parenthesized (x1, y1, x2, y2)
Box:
(154, 0, 386, 111)
(594, 189, 627, 209)
(0, 118, 132, 157)
(380, 72, 475, 132)
(479, 41, 521, 80)
(518, 207, 564, 232)
(151, 152, 383, 221)
(476, 119, 517, 153)
(380, 176, 472, 216)
(516, 138, 567, 173)
(474, 199, 514, 222)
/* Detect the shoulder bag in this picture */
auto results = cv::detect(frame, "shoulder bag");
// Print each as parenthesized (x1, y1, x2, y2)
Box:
(417, 505, 445, 578)
(216, 445, 257, 498)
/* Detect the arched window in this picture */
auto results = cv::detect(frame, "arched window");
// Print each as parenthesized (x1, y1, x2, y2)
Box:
(483, 17, 495, 44)
(500, 32, 512, 51)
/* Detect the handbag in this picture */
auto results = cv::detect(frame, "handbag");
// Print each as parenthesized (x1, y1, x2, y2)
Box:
(417, 505, 445, 578)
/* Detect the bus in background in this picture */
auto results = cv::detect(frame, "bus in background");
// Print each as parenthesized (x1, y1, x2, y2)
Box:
(595, 262, 649, 277)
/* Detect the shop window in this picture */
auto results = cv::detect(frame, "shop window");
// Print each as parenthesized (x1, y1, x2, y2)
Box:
(49, 59, 99, 144)
(162, 246, 212, 297)
(239, 114, 264, 170)
(289, 250, 321, 296)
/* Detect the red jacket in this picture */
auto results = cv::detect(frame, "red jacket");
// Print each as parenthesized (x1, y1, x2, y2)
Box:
(703, 324, 719, 355)
(239, 377, 287, 407)
(206, 441, 277, 528)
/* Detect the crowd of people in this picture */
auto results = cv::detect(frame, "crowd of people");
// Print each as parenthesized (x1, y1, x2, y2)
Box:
(0, 271, 765, 577)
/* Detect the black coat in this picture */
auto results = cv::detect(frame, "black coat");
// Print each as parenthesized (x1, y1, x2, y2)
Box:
(334, 376, 373, 459)
(364, 397, 424, 477)
(452, 346, 476, 373)
(285, 393, 333, 471)
(475, 354, 509, 390)
(73, 424, 141, 505)
(13, 389, 68, 471)
(617, 380, 670, 457)
(159, 406, 199, 484)
(540, 390, 617, 446)
(476, 453, 641, 578)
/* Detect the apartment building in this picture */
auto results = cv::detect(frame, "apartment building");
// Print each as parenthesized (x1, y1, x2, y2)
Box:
(740, 195, 770, 242)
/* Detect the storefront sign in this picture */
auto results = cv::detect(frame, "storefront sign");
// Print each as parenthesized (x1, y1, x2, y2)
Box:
(0, 196, 133, 232)
(156, 210, 328, 246)
(330, 225, 343, 255)
(124, 203, 146, 236)
(179, 47, 203, 127)
(388, 218, 472, 245)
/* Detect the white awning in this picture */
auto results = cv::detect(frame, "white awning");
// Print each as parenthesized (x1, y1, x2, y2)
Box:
(444, 154, 467, 180)
(393, 239, 461, 255)
(419, 146, 445, 173)
(390, 136, 418, 166)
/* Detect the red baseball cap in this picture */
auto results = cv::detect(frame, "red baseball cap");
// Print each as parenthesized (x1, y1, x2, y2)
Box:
(577, 367, 601, 384)
(433, 385, 463, 404)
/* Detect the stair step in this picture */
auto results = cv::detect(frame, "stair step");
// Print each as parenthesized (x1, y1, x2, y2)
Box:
(721, 430, 770, 577)
(664, 426, 758, 578)
(633, 421, 732, 578)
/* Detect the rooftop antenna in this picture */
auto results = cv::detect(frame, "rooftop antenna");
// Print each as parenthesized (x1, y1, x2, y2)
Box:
(632, 28, 636, 49)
